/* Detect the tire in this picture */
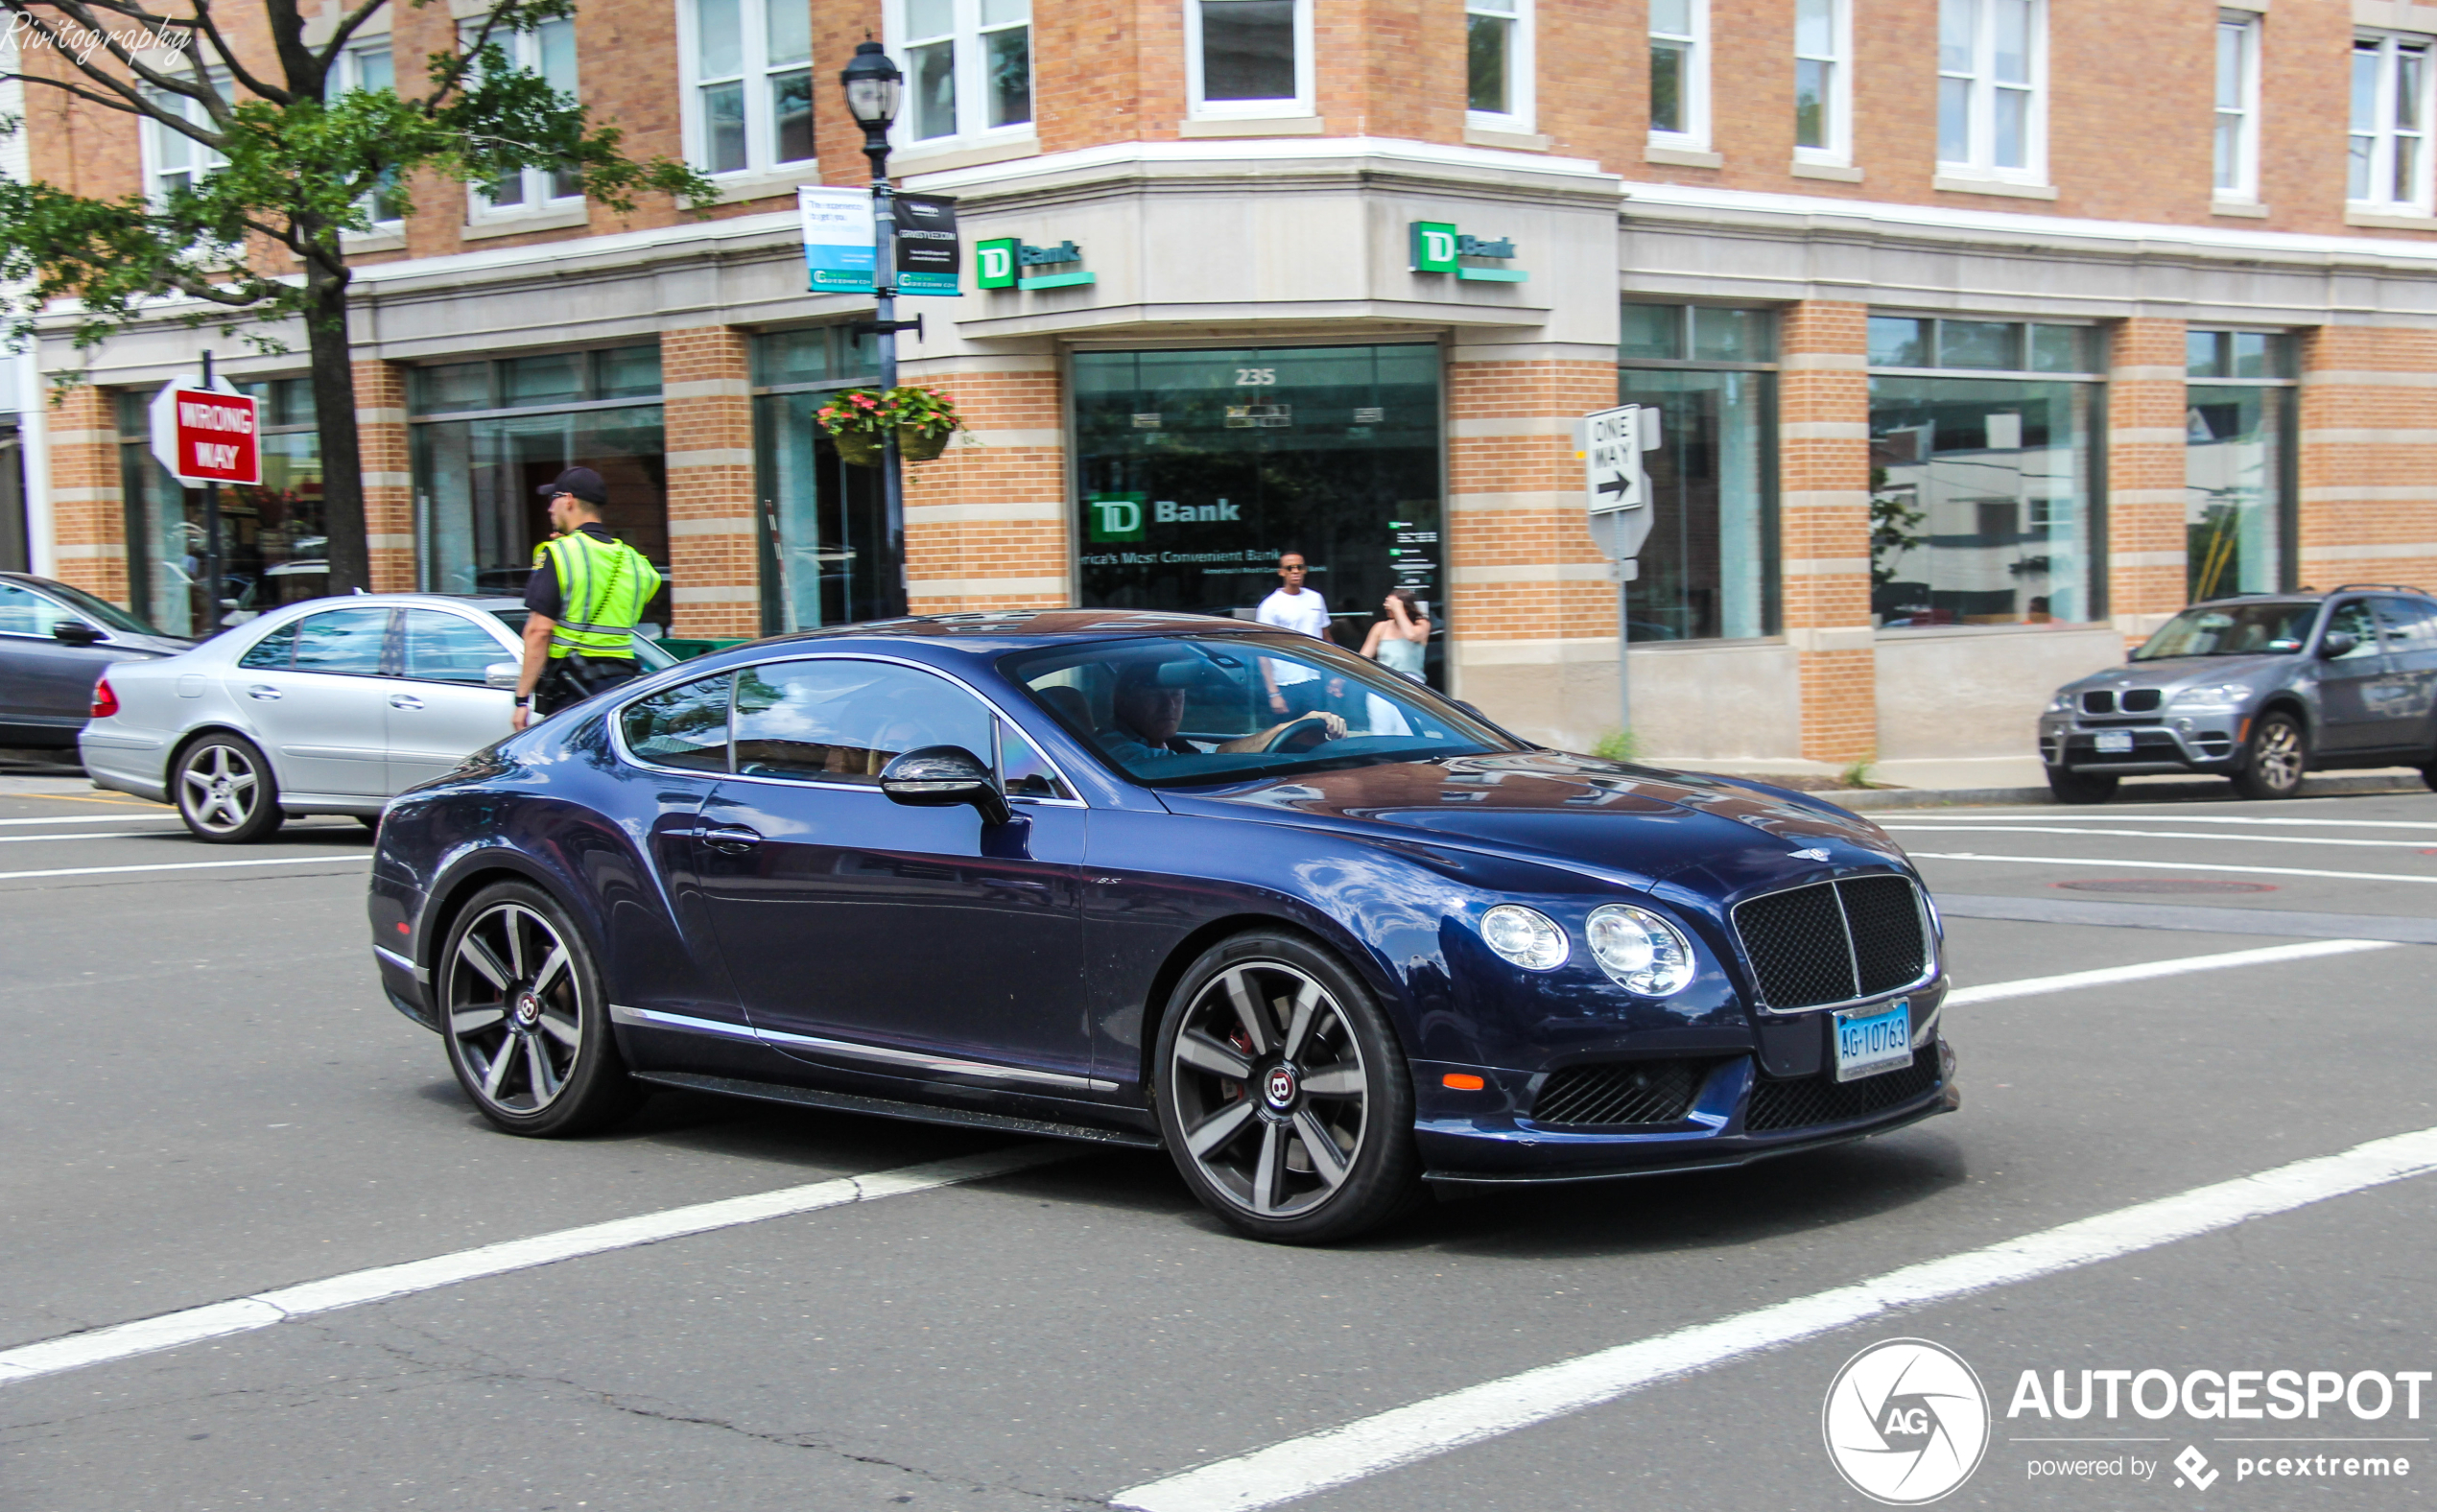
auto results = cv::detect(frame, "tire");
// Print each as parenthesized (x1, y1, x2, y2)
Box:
(1151, 930, 1421, 1244)
(2044, 767, 2118, 805)
(438, 881, 643, 1137)
(2232, 711, 2308, 800)
(356, 815, 381, 835)
(2420, 762, 2437, 793)
(173, 733, 285, 844)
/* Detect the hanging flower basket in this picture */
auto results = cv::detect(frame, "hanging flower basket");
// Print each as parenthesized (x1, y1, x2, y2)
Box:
(817, 386, 965, 467)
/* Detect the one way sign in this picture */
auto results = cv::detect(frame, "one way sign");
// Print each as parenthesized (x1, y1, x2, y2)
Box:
(1582, 403, 1662, 560)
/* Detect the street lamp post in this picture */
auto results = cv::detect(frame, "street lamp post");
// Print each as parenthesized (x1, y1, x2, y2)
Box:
(840, 39, 915, 618)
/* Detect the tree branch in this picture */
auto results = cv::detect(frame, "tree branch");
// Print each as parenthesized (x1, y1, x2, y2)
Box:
(0, 0, 226, 123)
(185, 0, 291, 106)
(317, 0, 392, 75)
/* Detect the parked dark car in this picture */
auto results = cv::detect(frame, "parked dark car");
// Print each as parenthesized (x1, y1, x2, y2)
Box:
(368, 611, 1956, 1243)
(2039, 585, 2437, 802)
(0, 572, 191, 749)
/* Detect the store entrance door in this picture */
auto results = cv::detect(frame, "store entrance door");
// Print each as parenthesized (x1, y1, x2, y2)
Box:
(1072, 344, 1444, 684)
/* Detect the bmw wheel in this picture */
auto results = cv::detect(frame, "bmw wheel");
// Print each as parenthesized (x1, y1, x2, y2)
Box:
(1152, 931, 1420, 1243)
(174, 733, 285, 844)
(2233, 712, 2307, 800)
(438, 881, 642, 1137)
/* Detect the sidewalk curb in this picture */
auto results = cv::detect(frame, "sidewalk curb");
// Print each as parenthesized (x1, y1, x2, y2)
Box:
(1809, 773, 2431, 812)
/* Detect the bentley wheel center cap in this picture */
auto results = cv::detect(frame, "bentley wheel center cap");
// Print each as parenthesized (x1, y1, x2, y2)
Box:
(512, 990, 541, 1028)
(1264, 1064, 1300, 1110)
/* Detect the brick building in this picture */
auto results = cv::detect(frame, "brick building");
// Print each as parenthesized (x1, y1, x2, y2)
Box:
(14, 0, 2437, 768)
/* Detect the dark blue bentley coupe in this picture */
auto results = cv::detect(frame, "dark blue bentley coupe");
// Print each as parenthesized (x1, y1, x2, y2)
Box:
(368, 610, 1957, 1242)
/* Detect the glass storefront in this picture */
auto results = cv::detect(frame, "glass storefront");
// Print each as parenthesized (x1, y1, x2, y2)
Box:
(1866, 317, 2105, 627)
(410, 346, 670, 630)
(751, 325, 883, 633)
(2186, 330, 2296, 601)
(1072, 344, 1443, 681)
(118, 378, 324, 634)
(1618, 304, 1779, 641)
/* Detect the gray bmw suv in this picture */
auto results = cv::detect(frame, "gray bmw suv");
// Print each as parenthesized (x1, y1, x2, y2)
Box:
(2038, 585, 2437, 803)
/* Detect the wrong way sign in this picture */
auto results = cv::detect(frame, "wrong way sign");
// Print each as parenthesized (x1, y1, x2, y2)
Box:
(149, 379, 261, 486)
(1582, 403, 1662, 560)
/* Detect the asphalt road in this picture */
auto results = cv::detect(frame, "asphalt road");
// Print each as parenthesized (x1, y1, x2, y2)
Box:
(3, 775, 2434, 1511)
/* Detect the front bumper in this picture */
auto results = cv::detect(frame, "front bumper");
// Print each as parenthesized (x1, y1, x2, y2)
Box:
(2038, 716, 2242, 775)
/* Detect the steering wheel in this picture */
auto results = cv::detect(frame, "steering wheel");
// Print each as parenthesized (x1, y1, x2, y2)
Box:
(1265, 717, 1334, 754)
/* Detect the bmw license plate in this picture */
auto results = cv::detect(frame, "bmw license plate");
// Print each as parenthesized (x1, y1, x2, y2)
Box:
(1834, 1000, 1913, 1082)
(2094, 731, 2134, 754)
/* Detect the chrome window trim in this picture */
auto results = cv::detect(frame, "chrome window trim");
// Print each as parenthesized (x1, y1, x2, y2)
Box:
(608, 650, 1089, 809)
(1728, 870, 1941, 1017)
(608, 1004, 1117, 1092)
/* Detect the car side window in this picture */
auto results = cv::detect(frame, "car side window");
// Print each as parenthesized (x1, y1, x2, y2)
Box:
(2326, 602, 2381, 660)
(620, 673, 732, 773)
(237, 622, 298, 670)
(401, 609, 510, 685)
(2371, 597, 2436, 650)
(999, 719, 1075, 801)
(289, 607, 392, 674)
(0, 583, 82, 639)
(731, 659, 992, 785)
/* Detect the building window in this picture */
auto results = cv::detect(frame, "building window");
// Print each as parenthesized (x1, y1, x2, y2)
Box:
(143, 83, 227, 202)
(2214, 12, 2260, 201)
(1618, 303, 1779, 643)
(1793, 0, 1849, 161)
(1466, 0, 1531, 130)
(408, 346, 671, 630)
(331, 42, 408, 224)
(1938, 0, 2043, 180)
(897, 0, 1031, 145)
(1648, 0, 1707, 145)
(118, 379, 324, 636)
(2186, 330, 2296, 601)
(686, 0, 814, 177)
(1866, 316, 2102, 628)
(751, 327, 889, 634)
(464, 18, 581, 210)
(1188, 0, 1312, 118)
(2351, 33, 2431, 209)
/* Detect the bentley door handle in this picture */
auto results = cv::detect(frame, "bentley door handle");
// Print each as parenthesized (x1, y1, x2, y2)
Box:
(699, 825, 764, 854)
(389, 694, 424, 710)
(246, 684, 282, 700)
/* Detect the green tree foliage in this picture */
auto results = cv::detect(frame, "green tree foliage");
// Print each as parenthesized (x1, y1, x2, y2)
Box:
(0, 0, 713, 590)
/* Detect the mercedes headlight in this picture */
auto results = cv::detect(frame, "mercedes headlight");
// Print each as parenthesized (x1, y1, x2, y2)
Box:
(1480, 905, 1569, 971)
(2170, 682, 2254, 710)
(1586, 904, 1697, 996)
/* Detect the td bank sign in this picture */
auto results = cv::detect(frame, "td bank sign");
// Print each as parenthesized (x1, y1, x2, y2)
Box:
(1408, 221, 1527, 283)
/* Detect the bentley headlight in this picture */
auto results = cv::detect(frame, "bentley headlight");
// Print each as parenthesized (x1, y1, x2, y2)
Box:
(1586, 904, 1697, 996)
(1480, 905, 1569, 971)
(2170, 682, 2253, 710)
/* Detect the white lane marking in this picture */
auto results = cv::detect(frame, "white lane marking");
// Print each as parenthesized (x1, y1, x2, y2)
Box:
(1909, 852, 2437, 886)
(1888, 824, 2437, 851)
(0, 1146, 1071, 1388)
(1898, 815, 2437, 831)
(0, 855, 370, 882)
(1110, 1125, 2437, 1512)
(0, 814, 184, 827)
(1945, 938, 2401, 1006)
(0, 831, 215, 844)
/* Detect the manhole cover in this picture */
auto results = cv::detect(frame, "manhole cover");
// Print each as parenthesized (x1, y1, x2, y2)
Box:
(2050, 878, 2279, 895)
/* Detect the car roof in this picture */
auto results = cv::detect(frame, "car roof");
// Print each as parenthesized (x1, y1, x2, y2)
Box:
(725, 608, 1271, 650)
(2190, 586, 2433, 608)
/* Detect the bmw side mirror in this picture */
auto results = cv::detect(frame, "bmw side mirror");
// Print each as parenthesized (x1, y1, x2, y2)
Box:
(51, 621, 103, 648)
(2318, 631, 2358, 660)
(484, 661, 522, 690)
(880, 744, 1011, 826)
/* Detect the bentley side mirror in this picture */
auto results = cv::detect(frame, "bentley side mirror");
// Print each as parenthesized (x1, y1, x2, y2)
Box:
(880, 744, 1011, 826)
(2318, 631, 2358, 660)
(51, 621, 103, 647)
(484, 661, 523, 690)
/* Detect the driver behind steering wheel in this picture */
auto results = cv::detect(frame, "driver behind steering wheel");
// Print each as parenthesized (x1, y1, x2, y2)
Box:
(1102, 660, 1346, 764)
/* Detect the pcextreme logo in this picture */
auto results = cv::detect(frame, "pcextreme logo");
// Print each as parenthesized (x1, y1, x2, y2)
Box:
(1823, 1338, 1992, 1504)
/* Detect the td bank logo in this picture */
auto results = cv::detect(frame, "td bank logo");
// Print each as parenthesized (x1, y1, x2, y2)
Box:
(1087, 493, 1145, 542)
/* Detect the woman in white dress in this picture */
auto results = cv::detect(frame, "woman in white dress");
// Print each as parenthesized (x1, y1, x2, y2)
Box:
(1360, 588, 1429, 680)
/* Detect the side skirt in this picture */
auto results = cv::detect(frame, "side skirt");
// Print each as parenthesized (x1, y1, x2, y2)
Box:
(629, 1070, 1166, 1151)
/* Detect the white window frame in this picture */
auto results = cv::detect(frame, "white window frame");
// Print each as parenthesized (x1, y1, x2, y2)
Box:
(1936, 0, 2047, 185)
(331, 40, 406, 228)
(140, 83, 226, 205)
(886, 0, 1034, 149)
(678, 0, 817, 180)
(464, 18, 583, 218)
(1184, 0, 1314, 122)
(1646, 0, 1709, 150)
(2350, 31, 2434, 212)
(1463, 0, 1534, 135)
(2212, 12, 2261, 202)
(1792, 0, 1851, 165)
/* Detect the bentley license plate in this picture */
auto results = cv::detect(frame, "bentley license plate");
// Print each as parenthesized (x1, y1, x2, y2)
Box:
(1834, 1000, 1913, 1082)
(2094, 731, 2134, 754)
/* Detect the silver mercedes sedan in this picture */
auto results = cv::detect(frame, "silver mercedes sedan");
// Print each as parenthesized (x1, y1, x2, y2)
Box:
(79, 594, 679, 842)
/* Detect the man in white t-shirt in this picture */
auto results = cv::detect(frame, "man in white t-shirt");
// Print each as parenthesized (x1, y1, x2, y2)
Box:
(1254, 551, 1334, 720)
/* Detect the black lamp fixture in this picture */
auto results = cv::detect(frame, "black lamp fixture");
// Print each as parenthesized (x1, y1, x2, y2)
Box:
(840, 39, 903, 142)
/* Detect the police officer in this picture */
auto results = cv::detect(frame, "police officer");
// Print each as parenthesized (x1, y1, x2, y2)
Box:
(511, 466, 663, 730)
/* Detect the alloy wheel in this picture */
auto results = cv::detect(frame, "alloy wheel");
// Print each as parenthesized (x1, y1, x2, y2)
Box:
(180, 743, 260, 835)
(1167, 960, 1369, 1218)
(2253, 720, 2304, 788)
(444, 902, 583, 1115)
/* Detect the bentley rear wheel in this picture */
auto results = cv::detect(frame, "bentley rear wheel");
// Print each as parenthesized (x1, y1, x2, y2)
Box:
(438, 881, 641, 1137)
(1153, 931, 1420, 1243)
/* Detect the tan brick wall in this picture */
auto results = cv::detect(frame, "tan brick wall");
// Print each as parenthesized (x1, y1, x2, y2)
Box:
(2106, 318, 2189, 639)
(2297, 325, 2437, 597)
(355, 362, 417, 593)
(902, 365, 1071, 614)
(1443, 357, 1619, 649)
(44, 387, 127, 605)
(1778, 300, 1874, 765)
(660, 326, 760, 638)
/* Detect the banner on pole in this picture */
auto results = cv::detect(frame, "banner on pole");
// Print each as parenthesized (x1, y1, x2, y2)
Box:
(893, 194, 961, 296)
(800, 186, 876, 293)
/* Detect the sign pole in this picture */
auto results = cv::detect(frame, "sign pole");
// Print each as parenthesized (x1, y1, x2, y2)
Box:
(200, 350, 221, 632)
(1581, 402, 1660, 749)
(868, 156, 906, 618)
(1618, 569, 1630, 737)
